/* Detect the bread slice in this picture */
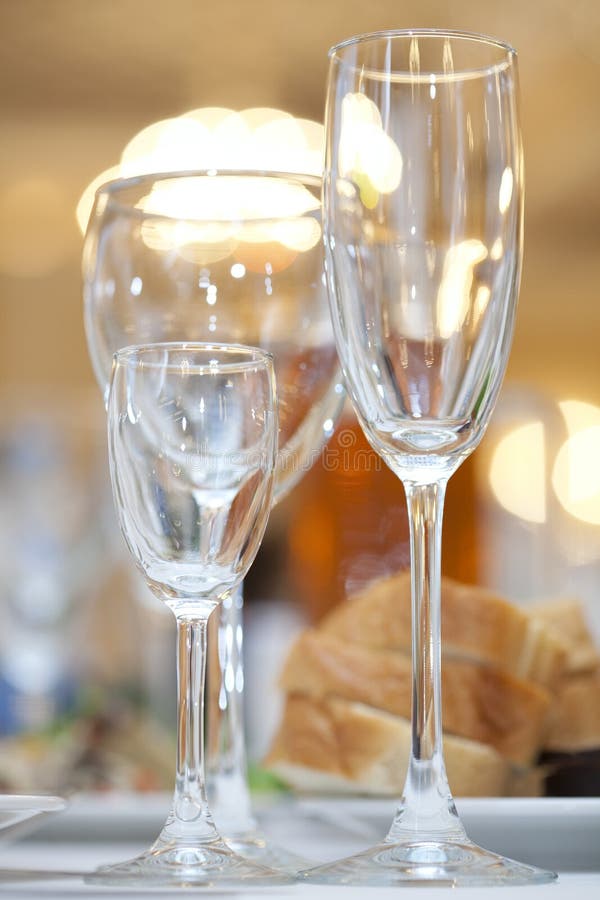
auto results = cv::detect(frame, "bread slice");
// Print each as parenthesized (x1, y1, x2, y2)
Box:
(544, 668, 600, 752)
(265, 693, 510, 797)
(320, 571, 567, 690)
(280, 629, 552, 766)
(528, 598, 599, 674)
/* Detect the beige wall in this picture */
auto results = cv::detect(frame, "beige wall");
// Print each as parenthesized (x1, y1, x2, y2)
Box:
(0, 0, 598, 401)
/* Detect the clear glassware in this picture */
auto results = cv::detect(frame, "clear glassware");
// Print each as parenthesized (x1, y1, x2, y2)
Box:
(90, 342, 288, 887)
(83, 171, 343, 866)
(302, 29, 557, 886)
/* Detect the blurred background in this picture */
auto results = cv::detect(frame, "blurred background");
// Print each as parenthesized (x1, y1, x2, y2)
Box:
(0, 0, 599, 790)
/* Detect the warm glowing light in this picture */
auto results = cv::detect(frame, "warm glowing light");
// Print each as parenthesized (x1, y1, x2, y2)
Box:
(121, 116, 211, 176)
(559, 399, 600, 436)
(499, 167, 513, 214)
(76, 107, 325, 236)
(552, 400, 600, 525)
(248, 115, 323, 175)
(191, 108, 252, 168)
(139, 176, 318, 221)
(489, 422, 547, 524)
(269, 217, 321, 253)
(436, 239, 488, 337)
(135, 175, 320, 260)
(338, 93, 403, 205)
(553, 428, 600, 525)
(142, 219, 238, 266)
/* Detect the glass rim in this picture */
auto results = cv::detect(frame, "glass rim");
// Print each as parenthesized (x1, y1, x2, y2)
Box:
(113, 341, 275, 374)
(328, 28, 517, 81)
(92, 168, 322, 225)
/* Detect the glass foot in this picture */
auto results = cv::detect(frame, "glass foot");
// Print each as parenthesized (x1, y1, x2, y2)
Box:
(300, 838, 558, 887)
(86, 837, 293, 888)
(225, 829, 312, 873)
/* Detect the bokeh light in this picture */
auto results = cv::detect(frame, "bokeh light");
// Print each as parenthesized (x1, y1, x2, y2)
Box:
(553, 400, 600, 525)
(489, 421, 547, 524)
(76, 107, 325, 236)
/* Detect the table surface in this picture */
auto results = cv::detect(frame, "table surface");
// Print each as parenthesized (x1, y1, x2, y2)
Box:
(0, 795, 598, 898)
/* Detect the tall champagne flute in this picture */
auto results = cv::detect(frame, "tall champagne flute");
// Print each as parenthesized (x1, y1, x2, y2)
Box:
(92, 342, 286, 886)
(82, 171, 342, 863)
(303, 30, 556, 886)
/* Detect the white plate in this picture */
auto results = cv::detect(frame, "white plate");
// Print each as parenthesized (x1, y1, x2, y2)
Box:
(0, 795, 67, 841)
(35, 792, 170, 842)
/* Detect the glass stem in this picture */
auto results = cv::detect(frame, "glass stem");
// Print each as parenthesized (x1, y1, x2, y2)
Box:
(206, 585, 257, 838)
(386, 477, 466, 843)
(154, 613, 219, 849)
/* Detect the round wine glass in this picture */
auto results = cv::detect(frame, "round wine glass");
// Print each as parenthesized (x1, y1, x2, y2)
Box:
(90, 342, 286, 887)
(302, 30, 556, 886)
(83, 170, 343, 866)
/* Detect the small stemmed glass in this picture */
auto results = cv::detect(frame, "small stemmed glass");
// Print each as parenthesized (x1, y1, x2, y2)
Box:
(91, 342, 287, 887)
(302, 29, 557, 886)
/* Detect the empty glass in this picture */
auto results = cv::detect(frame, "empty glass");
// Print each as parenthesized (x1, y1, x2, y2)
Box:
(302, 29, 556, 886)
(91, 342, 287, 887)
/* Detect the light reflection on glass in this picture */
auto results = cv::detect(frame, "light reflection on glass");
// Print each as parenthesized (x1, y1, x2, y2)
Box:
(499, 166, 514, 213)
(338, 93, 403, 204)
(436, 239, 488, 338)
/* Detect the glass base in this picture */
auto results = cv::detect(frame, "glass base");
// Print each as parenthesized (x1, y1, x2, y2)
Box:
(86, 837, 292, 888)
(300, 837, 558, 887)
(225, 828, 312, 873)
